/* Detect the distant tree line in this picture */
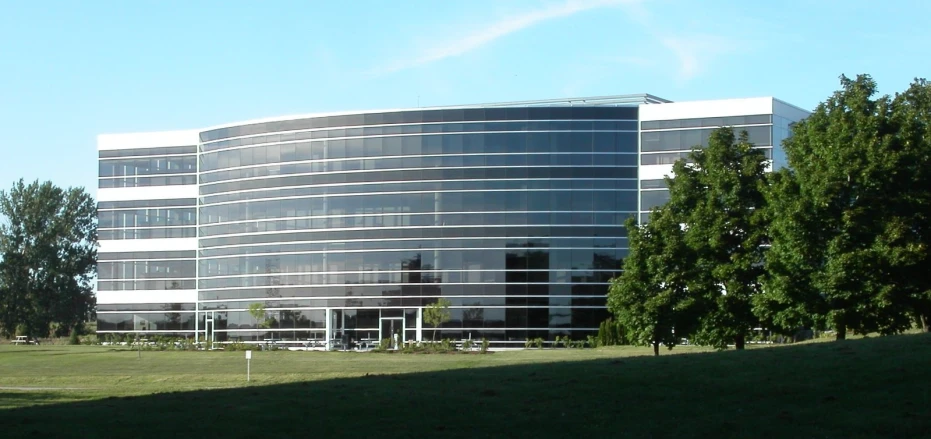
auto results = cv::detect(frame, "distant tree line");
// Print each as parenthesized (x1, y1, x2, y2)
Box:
(0, 179, 97, 338)
(608, 75, 931, 354)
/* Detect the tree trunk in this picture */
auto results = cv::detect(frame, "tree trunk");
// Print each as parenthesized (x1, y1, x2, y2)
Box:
(920, 314, 930, 333)
(734, 334, 745, 350)
(652, 342, 659, 356)
(835, 322, 847, 341)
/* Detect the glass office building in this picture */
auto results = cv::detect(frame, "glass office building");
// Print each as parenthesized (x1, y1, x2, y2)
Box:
(96, 94, 807, 347)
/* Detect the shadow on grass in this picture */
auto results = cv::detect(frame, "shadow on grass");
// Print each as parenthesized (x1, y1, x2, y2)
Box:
(2, 335, 930, 439)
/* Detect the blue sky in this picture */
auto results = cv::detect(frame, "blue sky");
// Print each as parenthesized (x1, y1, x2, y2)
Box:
(1, 0, 929, 195)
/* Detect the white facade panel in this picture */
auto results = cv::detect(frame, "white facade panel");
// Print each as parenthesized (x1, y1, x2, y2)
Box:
(98, 130, 200, 151)
(97, 290, 197, 305)
(97, 185, 199, 202)
(640, 97, 774, 122)
(98, 238, 198, 253)
(640, 164, 675, 180)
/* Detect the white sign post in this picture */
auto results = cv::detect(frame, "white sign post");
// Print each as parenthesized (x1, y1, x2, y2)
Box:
(245, 350, 252, 382)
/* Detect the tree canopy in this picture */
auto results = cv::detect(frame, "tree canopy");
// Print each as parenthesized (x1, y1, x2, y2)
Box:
(0, 179, 97, 338)
(612, 74, 931, 351)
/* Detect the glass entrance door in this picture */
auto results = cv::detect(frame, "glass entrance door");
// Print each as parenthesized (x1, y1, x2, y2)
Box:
(380, 318, 404, 349)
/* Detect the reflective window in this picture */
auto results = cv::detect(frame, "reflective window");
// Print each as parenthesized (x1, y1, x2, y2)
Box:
(641, 125, 772, 152)
(641, 190, 671, 211)
(99, 155, 196, 177)
(641, 114, 771, 130)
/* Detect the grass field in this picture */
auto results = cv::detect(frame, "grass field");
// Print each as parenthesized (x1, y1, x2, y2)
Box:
(1, 335, 930, 438)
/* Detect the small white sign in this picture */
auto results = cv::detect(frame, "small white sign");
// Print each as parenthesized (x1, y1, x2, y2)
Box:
(245, 350, 252, 359)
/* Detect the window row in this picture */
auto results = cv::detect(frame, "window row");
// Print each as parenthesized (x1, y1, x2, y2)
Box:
(640, 147, 772, 165)
(641, 125, 772, 152)
(198, 269, 621, 289)
(199, 248, 623, 277)
(199, 211, 634, 237)
(99, 175, 197, 188)
(200, 107, 639, 143)
(97, 279, 197, 291)
(201, 151, 638, 183)
(199, 178, 639, 205)
(98, 303, 196, 312)
(198, 237, 627, 258)
(199, 225, 628, 248)
(199, 167, 638, 196)
(197, 295, 607, 312)
(97, 308, 613, 334)
(99, 250, 196, 261)
(99, 198, 196, 210)
(640, 179, 667, 189)
(97, 312, 197, 331)
(203, 122, 640, 153)
(641, 190, 671, 211)
(99, 156, 197, 177)
(197, 283, 612, 301)
(99, 260, 197, 280)
(99, 145, 197, 159)
(199, 191, 638, 225)
(641, 114, 771, 131)
(100, 228, 197, 240)
(99, 208, 196, 228)
(201, 132, 639, 171)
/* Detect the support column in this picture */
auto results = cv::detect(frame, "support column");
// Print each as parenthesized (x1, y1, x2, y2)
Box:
(194, 302, 199, 343)
(325, 308, 333, 350)
(416, 307, 423, 342)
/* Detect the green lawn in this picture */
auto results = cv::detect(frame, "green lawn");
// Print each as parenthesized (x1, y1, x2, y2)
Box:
(1, 335, 930, 438)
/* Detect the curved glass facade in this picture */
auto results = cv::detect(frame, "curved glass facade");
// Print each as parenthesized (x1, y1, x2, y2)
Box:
(97, 95, 805, 347)
(196, 107, 638, 345)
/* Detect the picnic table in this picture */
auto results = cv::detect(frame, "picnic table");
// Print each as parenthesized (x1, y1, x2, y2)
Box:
(11, 336, 31, 345)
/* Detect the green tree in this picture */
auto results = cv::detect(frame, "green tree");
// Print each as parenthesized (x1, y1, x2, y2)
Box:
(670, 128, 770, 350)
(0, 179, 96, 338)
(608, 209, 697, 356)
(886, 78, 931, 332)
(758, 75, 915, 340)
(248, 303, 270, 329)
(423, 298, 451, 341)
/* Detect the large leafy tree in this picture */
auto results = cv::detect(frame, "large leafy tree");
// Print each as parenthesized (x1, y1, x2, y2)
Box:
(759, 75, 916, 340)
(674, 128, 770, 350)
(885, 78, 931, 332)
(610, 128, 768, 351)
(0, 179, 97, 338)
(608, 209, 698, 356)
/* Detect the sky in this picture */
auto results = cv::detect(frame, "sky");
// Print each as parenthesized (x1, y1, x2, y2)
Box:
(1, 0, 929, 197)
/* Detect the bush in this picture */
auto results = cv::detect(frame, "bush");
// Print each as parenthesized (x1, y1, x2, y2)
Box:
(439, 338, 453, 352)
(480, 338, 490, 354)
(461, 339, 473, 352)
(68, 329, 80, 345)
(225, 341, 249, 351)
(586, 335, 599, 348)
(375, 338, 392, 352)
(597, 318, 628, 346)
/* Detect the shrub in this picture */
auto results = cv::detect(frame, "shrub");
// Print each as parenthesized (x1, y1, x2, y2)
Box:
(586, 335, 599, 348)
(461, 339, 473, 352)
(439, 338, 453, 352)
(225, 341, 249, 351)
(375, 338, 392, 352)
(68, 329, 80, 345)
(480, 338, 490, 354)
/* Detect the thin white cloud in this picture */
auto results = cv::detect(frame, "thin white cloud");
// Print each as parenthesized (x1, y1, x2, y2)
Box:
(661, 35, 737, 81)
(370, 0, 638, 76)
(621, 5, 744, 82)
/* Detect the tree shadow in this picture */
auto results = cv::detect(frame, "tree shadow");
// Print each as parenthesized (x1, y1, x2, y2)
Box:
(0, 335, 929, 439)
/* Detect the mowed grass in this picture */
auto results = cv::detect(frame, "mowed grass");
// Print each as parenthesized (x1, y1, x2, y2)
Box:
(1, 335, 930, 439)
